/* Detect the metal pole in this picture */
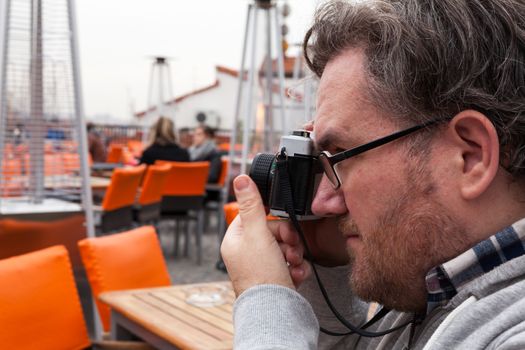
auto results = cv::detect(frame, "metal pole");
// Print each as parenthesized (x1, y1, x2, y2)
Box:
(67, 0, 100, 340)
(157, 60, 164, 116)
(218, 2, 254, 252)
(240, 4, 259, 175)
(29, 0, 45, 203)
(0, 0, 12, 188)
(304, 78, 313, 122)
(166, 60, 175, 123)
(273, 6, 288, 135)
(143, 61, 156, 144)
(264, 6, 274, 152)
(67, 0, 96, 239)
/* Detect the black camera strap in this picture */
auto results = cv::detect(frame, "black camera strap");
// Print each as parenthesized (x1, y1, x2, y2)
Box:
(275, 148, 415, 338)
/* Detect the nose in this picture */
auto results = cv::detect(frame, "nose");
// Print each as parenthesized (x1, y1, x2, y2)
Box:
(311, 175, 347, 216)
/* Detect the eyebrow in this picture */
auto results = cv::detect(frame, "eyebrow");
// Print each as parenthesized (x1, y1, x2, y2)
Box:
(316, 129, 346, 151)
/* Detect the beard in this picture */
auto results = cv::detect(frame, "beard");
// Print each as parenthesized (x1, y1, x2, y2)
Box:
(341, 160, 468, 312)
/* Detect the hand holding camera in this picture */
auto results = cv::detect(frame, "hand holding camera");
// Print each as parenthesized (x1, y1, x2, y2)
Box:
(220, 175, 296, 297)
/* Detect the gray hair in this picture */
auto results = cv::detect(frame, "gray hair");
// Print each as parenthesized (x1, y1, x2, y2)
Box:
(304, 0, 525, 177)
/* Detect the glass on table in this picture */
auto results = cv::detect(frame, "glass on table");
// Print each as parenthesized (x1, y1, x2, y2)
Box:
(183, 284, 227, 308)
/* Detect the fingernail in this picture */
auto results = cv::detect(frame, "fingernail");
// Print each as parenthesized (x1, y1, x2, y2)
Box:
(234, 176, 249, 191)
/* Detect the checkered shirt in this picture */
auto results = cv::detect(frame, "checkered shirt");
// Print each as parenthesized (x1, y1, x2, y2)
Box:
(425, 217, 525, 314)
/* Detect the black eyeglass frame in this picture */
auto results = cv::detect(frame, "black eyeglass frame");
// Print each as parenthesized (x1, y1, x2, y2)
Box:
(318, 119, 447, 189)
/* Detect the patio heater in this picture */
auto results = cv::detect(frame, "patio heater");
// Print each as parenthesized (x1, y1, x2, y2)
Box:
(215, 0, 288, 270)
(227, 0, 288, 175)
(0, 0, 98, 336)
(142, 56, 175, 143)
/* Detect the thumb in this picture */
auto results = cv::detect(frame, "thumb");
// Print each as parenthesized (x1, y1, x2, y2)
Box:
(233, 175, 268, 235)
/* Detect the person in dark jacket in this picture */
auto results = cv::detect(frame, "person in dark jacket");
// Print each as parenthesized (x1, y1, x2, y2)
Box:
(139, 116, 189, 165)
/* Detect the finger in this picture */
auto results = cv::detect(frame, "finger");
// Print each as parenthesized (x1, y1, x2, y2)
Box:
(290, 261, 312, 287)
(268, 220, 300, 246)
(278, 242, 304, 266)
(302, 120, 314, 132)
(285, 245, 304, 266)
(279, 222, 300, 246)
(233, 175, 270, 237)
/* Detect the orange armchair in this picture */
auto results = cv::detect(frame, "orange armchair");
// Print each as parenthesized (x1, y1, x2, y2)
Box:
(156, 161, 210, 264)
(96, 165, 146, 233)
(78, 226, 171, 332)
(134, 163, 171, 224)
(0, 245, 91, 350)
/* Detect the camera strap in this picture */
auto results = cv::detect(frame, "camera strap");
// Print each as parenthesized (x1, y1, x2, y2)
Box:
(275, 148, 415, 338)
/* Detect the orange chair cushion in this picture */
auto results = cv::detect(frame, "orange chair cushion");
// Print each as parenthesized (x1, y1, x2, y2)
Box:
(78, 226, 171, 331)
(138, 164, 171, 206)
(106, 143, 124, 163)
(224, 201, 279, 226)
(156, 161, 210, 196)
(224, 202, 239, 226)
(102, 165, 146, 211)
(217, 158, 229, 187)
(0, 245, 91, 350)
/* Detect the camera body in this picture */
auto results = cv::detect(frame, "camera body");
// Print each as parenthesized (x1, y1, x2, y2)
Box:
(250, 130, 323, 220)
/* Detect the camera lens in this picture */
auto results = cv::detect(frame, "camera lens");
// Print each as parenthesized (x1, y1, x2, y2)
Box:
(249, 153, 275, 206)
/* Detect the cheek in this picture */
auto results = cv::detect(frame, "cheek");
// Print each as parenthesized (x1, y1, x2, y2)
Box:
(340, 153, 406, 225)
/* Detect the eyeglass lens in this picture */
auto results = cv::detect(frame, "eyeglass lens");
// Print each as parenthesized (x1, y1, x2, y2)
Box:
(318, 152, 341, 189)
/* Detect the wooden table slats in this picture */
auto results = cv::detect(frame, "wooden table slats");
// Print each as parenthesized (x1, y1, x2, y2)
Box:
(100, 281, 234, 350)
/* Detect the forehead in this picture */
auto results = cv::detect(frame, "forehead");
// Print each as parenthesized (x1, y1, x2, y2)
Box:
(315, 49, 387, 148)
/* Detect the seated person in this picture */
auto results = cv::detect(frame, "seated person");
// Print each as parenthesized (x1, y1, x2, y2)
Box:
(87, 122, 106, 163)
(139, 117, 189, 165)
(188, 125, 217, 162)
(178, 127, 193, 148)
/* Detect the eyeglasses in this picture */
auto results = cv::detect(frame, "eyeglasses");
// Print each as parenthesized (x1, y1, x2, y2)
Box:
(318, 119, 446, 189)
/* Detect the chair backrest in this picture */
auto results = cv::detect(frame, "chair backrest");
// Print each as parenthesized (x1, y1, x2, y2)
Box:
(101, 165, 146, 211)
(138, 164, 171, 206)
(223, 201, 239, 226)
(44, 154, 65, 176)
(156, 161, 210, 196)
(1, 157, 22, 180)
(0, 245, 91, 350)
(223, 201, 278, 226)
(106, 143, 124, 163)
(78, 226, 171, 332)
(217, 158, 229, 187)
(62, 152, 81, 174)
(127, 139, 144, 158)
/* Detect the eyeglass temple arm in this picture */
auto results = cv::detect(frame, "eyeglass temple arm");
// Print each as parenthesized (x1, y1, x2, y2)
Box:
(329, 119, 444, 165)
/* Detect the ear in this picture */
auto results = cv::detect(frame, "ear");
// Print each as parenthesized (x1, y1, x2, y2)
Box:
(448, 111, 500, 200)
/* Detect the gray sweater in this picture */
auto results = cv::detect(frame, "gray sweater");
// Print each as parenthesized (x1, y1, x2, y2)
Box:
(233, 255, 525, 349)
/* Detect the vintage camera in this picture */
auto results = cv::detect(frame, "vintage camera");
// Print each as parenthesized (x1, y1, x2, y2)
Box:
(249, 130, 323, 220)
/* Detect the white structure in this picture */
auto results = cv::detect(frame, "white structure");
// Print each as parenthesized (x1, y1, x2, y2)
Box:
(135, 62, 309, 133)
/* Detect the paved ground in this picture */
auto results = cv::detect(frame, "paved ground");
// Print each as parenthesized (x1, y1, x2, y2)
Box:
(157, 219, 230, 284)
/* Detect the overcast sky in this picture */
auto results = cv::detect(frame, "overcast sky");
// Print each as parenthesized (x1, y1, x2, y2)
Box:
(76, 0, 321, 123)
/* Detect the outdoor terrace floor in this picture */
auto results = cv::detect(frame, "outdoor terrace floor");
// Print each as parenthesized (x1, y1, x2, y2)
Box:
(156, 220, 229, 284)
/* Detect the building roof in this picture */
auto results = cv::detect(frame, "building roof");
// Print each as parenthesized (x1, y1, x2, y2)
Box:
(135, 58, 303, 118)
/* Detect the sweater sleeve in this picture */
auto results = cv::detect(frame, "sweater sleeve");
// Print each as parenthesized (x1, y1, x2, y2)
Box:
(298, 265, 368, 349)
(233, 285, 319, 350)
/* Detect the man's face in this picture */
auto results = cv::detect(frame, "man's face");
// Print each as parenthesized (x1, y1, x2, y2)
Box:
(312, 49, 465, 311)
(193, 127, 206, 146)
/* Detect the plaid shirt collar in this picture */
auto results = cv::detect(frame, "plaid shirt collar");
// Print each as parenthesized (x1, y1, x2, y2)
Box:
(425, 217, 525, 314)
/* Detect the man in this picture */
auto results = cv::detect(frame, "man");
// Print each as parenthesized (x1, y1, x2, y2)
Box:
(188, 125, 217, 161)
(87, 122, 106, 163)
(221, 0, 525, 349)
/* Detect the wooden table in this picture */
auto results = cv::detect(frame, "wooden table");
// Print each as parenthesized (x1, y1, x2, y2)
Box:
(39, 175, 111, 190)
(99, 281, 234, 350)
(89, 176, 111, 190)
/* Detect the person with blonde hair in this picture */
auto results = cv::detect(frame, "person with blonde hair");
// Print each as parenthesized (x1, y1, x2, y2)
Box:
(139, 116, 189, 165)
